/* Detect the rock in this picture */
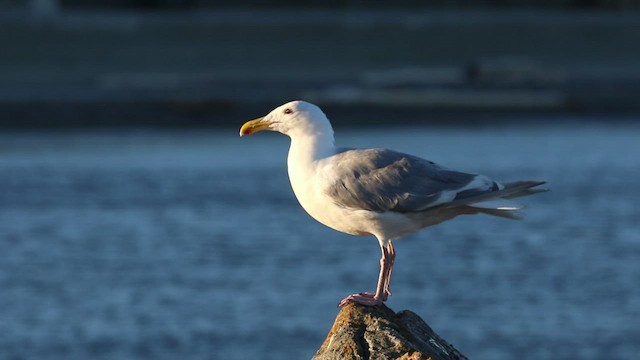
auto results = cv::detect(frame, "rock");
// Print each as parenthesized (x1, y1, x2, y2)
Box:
(312, 303, 467, 360)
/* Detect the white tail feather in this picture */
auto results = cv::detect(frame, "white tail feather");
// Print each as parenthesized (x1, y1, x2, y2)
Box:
(468, 199, 523, 211)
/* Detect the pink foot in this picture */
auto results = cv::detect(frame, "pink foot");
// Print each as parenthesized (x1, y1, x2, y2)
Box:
(339, 241, 396, 308)
(338, 292, 384, 307)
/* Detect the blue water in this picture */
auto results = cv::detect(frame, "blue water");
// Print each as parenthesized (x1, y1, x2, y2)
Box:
(1, 121, 639, 359)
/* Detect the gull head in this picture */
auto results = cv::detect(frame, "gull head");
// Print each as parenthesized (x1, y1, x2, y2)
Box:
(240, 100, 333, 139)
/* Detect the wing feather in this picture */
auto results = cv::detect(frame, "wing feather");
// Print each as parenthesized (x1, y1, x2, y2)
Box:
(324, 148, 498, 213)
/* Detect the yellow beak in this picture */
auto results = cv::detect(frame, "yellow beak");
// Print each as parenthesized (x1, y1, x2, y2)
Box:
(239, 117, 271, 136)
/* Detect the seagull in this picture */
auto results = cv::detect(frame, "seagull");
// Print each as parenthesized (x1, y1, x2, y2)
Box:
(239, 100, 546, 307)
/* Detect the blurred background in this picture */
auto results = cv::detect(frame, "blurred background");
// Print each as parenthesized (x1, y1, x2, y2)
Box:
(1, 1, 639, 359)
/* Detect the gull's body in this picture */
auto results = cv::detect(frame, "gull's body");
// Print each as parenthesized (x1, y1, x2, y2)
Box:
(240, 100, 546, 306)
(289, 147, 458, 239)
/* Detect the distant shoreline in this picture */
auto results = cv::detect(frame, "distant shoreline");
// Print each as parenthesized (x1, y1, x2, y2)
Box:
(2, 9, 639, 128)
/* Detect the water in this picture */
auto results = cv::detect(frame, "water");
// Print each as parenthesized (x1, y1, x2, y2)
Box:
(1, 121, 639, 359)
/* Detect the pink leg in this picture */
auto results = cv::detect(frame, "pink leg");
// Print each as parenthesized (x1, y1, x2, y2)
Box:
(382, 242, 395, 298)
(339, 241, 396, 307)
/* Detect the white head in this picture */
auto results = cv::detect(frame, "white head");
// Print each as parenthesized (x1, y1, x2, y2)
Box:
(239, 100, 334, 139)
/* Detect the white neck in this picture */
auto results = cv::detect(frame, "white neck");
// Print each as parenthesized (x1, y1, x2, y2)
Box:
(287, 127, 335, 161)
(286, 131, 335, 217)
(287, 131, 335, 169)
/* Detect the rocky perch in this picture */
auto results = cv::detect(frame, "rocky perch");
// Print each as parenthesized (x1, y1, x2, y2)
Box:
(313, 303, 467, 360)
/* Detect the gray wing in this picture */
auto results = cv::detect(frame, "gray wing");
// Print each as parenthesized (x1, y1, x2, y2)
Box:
(324, 148, 499, 213)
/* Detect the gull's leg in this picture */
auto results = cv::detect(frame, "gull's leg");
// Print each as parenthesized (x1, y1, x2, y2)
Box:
(367, 241, 395, 301)
(382, 241, 395, 299)
(338, 241, 395, 307)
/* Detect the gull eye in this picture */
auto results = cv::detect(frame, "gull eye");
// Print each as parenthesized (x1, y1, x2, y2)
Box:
(284, 108, 293, 115)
